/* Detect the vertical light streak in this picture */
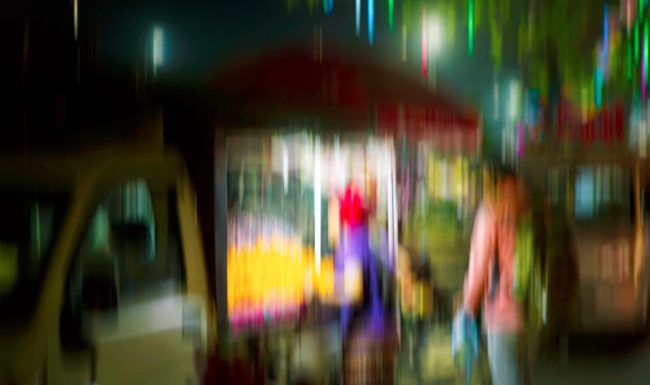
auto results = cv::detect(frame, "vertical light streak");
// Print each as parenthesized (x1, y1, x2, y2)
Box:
(641, 19, 648, 100)
(385, 144, 393, 266)
(628, 0, 632, 31)
(388, 0, 394, 32)
(389, 142, 395, 265)
(494, 81, 499, 121)
(634, 21, 639, 64)
(391, 143, 398, 266)
(152, 26, 164, 79)
(323, 0, 333, 15)
(604, 5, 609, 60)
(402, 25, 407, 61)
(596, 70, 603, 108)
(509, 80, 520, 120)
(581, 86, 588, 120)
(73, 0, 78, 41)
(314, 136, 322, 275)
(356, 0, 361, 36)
(468, 0, 474, 57)
(600, 4, 609, 99)
(422, 6, 427, 81)
(368, 0, 374, 45)
(282, 142, 289, 194)
(502, 127, 507, 164)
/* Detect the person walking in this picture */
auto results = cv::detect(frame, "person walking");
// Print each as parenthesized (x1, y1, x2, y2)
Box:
(461, 167, 531, 385)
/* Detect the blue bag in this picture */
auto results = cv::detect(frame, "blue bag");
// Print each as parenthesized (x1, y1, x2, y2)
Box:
(451, 310, 479, 384)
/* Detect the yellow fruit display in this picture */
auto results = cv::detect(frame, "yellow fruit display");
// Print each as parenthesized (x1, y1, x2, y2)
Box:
(227, 232, 334, 327)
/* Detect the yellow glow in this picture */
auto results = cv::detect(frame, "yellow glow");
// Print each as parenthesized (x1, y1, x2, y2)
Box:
(73, 0, 78, 40)
(227, 232, 334, 321)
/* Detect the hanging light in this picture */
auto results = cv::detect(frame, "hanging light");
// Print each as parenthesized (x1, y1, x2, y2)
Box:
(468, 0, 474, 57)
(355, 0, 360, 35)
(368, 0, 374, 45)
(641, 19, 648, 100)
(323, 0, 333, 15)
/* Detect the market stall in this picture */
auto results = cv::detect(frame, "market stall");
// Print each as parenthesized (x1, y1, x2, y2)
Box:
(210, 48, 482, 385)
(210, 49, 405, 385)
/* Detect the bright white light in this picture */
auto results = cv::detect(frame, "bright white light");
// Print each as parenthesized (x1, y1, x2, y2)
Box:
(282, 142, 289, 194)
(640, 120, 647, 158)
(153, 26, 164, 68)
(355, 0, 360, 36)
(427, 16, 443, 56)
(509, 80, 520, 120)
(314, 136, 322, 275)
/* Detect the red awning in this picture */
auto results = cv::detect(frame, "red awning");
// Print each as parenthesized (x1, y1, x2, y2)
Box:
(209, 48, 480, 150)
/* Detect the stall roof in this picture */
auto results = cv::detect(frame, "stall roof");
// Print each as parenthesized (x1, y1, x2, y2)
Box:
(208, 48, 479, 133)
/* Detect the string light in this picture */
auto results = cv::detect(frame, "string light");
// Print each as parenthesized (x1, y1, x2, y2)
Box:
(355, 0, 360, 36)
(641, 19, 648, 100)
(468, 0, 474, 57)
(323, 0, 333, 15)
(73, 0, 78, 41)
(368, 0, 374, 45)
(402, 25, 407, 61)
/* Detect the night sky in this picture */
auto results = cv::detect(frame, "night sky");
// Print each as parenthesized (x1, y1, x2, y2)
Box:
(96, 0, 518, 109)
(0, 0, 525, 149)
(91, 0, 526, 153)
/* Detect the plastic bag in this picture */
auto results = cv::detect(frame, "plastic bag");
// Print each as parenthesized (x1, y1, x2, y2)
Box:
(451, 310, 479, 384)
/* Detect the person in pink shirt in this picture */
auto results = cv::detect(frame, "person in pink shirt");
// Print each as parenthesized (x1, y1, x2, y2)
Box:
(462, 168, 531, 385)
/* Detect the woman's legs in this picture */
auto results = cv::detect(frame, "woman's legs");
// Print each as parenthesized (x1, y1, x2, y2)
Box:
(486, 333, 531, 385)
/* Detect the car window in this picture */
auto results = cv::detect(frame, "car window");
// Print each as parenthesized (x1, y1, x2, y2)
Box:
(0, 189, 68, 324)
(68, 179, 184, 310)
(574, 165, 631, 222)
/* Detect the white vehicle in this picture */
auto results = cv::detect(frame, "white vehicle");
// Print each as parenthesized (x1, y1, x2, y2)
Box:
(0, 146, 215, 385)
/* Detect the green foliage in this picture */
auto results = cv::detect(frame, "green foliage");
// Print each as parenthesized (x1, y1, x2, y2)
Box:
(514, 214, 534, 302)
(283, 0, 616, 105)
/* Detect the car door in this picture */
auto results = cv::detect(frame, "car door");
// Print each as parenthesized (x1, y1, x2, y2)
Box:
(53, 171, 209, 385)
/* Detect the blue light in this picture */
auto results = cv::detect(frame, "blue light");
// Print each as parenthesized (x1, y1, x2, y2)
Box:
(368, 0, 374, 45)
(603, 4, 604, 41)
(323, 0, 333, 15)
(152, 26, 164, 68)
(595, 69, 603, 107)
(355, 0, 360, 36)
(600, 6, 608, 75)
